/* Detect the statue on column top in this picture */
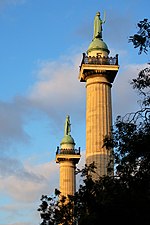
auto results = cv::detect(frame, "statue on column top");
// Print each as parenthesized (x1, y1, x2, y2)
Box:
(64, 115, 71, 136)
(93, 11, 106, 39)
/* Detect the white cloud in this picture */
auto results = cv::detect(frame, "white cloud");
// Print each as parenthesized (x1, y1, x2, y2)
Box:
(0, 97, 32, 150)
(2, 176, 46, 202)
(28, 54, 86, 127)
(0, 223, 33, 225)
(113, 63, 147, 119)
(7, 223, 32, 225)
(0, 94, 58, 151)
(0, 158, 59, 202)
(0, 53, 86, 150)
(0, 157, 59, 224)
(0, 201, 40, 225)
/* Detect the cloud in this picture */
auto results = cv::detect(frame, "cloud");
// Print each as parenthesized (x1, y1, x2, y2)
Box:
(0, 156, 45, 183)
(0, 201, 40, 225)
(0, 223, 33, 225)
(0, 149, 85, 224)
(0, 150, 85, 204)
(0, 97, 31, 150)
(6, 223, 33, 225)
(0, 52, 86, 150)
(28, 54, 86, 126)
(0, 156, 59, 224)
(0, 157, 59, 202)
(113, 63, 147, 119)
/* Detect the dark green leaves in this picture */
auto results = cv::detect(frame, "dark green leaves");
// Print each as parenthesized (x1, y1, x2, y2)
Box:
(129, 19, 150, 54)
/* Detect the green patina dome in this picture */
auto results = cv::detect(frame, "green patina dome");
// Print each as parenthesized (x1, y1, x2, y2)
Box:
(87, 38, 110, 54)
(60, 135, 75, 145)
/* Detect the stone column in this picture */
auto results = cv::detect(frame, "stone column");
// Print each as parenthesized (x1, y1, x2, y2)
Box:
(86, 74, 113, 178)
(59, 160, 76, 196)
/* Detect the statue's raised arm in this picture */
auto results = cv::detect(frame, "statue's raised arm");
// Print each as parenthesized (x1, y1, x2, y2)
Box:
(64, 115, 71, 136)
(93, 11, 106, 39)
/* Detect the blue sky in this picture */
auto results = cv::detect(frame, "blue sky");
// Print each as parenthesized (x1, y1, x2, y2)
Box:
(0, 0, 149, 224)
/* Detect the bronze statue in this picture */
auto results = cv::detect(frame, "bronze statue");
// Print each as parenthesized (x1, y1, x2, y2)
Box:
(64, 115, 71, 136)
(93, 11, 106, 39)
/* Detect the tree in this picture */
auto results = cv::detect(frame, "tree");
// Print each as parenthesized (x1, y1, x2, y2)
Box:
(129, 19, 150, 54)
(38, 20, 150, 225)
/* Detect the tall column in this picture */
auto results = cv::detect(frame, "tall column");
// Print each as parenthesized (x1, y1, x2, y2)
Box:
(80, 61, 119, 179)
(79, 11, 119, 179)
(56, 116, 81, 197)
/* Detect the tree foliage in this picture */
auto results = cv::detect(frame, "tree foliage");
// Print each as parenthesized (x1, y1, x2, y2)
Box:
(131, 66, 150, 107)
(129, 19, 150, 54)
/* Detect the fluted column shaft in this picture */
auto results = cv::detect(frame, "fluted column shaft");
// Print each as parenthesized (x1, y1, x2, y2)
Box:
(86, 74, 112, 178)
(59, 160, 76, 196)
